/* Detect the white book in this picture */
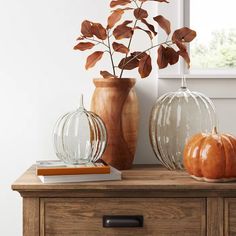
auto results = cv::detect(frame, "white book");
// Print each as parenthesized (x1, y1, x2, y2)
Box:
(38, 166, 121, 183)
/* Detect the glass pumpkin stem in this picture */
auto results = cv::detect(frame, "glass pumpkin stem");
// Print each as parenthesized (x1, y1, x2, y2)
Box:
(79, 94, 84, 109)
(212, 126, 218, 135)
(181, 75, 187, 89)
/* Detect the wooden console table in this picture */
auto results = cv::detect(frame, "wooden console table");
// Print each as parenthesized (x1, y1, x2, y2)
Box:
(12, 165, 236, 236)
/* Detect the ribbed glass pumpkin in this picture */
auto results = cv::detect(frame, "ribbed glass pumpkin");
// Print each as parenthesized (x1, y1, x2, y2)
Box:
(149, 77, 217, 170)
(53, 95, 107, 165)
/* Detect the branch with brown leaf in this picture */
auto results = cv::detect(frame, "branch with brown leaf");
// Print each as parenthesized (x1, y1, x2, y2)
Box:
(74, 0, 196, 79)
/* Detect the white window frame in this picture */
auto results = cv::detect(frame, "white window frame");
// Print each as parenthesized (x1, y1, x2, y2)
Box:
(158, 0, 236, 100)
(185, 1, 236, 78)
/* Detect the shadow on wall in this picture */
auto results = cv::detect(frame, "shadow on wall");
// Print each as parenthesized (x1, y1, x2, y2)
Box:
(134, 85, 158, 164)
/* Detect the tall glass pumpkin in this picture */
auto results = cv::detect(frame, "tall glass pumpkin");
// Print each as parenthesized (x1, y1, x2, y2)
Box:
(53, 95, 107, 165)
(149, 77, 217, 170)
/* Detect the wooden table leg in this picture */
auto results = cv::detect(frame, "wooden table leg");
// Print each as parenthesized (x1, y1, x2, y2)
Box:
(23, 198, 40, 236)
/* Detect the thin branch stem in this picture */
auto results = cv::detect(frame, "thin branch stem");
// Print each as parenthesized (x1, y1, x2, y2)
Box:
(119, 2, 143, 78)
(107, 31, 116, 76)
(121, 40, 173, 68)
(132, 0, 139, 8)
(85, 37, 109, 49)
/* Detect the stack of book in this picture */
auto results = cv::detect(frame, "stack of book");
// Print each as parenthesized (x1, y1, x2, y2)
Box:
(36, 160, 121, 183)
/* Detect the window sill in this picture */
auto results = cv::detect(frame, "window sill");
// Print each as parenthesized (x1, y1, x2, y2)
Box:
(158, 74, 236, 79)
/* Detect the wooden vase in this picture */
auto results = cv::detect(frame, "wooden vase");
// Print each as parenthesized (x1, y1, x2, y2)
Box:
(90, 78, 139, 170)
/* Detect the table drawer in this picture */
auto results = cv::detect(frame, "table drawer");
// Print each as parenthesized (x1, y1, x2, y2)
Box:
(40, 198, 206, 236)
(225, 198, 236, 236)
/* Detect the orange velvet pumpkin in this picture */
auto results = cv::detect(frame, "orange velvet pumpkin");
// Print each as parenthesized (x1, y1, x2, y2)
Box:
(184, 128, 236, 182)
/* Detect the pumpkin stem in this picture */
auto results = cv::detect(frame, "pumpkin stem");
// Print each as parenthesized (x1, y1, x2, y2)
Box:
(181, 75, 187, 89)
(212, 126, 218, 135)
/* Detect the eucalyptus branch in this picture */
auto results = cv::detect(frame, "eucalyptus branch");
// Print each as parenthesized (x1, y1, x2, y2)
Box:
(121, 40, 173, 68)
(107, 30, 116, 76)
(119, 2, 144, 78)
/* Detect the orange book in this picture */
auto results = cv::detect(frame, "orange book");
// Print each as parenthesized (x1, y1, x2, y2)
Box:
(36, 160, 110, 176)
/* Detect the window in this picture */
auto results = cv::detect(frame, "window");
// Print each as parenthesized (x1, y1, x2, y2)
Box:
(189, 0, 236, 74)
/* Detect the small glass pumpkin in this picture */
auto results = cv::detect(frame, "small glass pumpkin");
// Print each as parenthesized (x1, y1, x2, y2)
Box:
(149, 77, 217, 170)
(53, 95, 107, 165)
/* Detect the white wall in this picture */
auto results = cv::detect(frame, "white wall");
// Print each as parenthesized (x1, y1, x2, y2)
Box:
(0, 0, 158, 235)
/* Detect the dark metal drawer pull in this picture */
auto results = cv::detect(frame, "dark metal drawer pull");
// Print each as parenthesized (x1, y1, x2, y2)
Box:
(103, 215, 143, 228)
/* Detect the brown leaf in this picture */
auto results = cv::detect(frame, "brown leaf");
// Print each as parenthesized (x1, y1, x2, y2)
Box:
(157, 45, 168, 69)
(100, 71, 117, 78)
(108, 10, 126, 29)
(113, 21, 133, 39)
(131, 51, 148, 60)
(110, 0, 131, 8)
(141, 19, 157, 36)
(91, 23, 107, 40)
(107, 9, 124, 29)
(165, 47, 179, 65)
(134, 26, 153, 39)
(172, 27, 197, 43)
(134, 8, 148, 20)
(73, 42, 95, 51)
(112, 42, 129, 54)
(85, 51, 104, 70)
(178, 50, 190, 68)
(81, 20, 93, 37)
(108, 6, 133, 29)
(118, 20, 133, 26)
(175, 40, 187, 51)
(118, 56, 139, 70)
(153, 15, 171, 35)
(76, 35, 85, 40)
(138, 54, 152, 78)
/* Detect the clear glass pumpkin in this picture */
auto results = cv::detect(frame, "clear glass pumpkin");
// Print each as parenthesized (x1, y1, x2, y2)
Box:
(53, 95, 107, 165)
(149, 77, 217, 170)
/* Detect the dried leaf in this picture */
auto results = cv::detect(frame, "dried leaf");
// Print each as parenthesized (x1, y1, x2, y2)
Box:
(113, 21, 133, 39)
(118, 56, 139, 70)
(73, 42, 95, 51)
(175, 40, 187, 51)
(157, 45, 180, 69)
(165, 47, 179, 65)
(153, 15, 171, 35)
(120, 20, 133, 26)
(112, 42, 129, 54)
(81, 20, 93, 37)
(172, 27, 197, 43)
(157, 45, 168, 69)
(100, 71, 117, 78)
(134, 26, 153, 39)
(91, 23, 107, 40)
(178, 50, 190, 68)
(107, 9, 124, 29)
(85, 51, 104, 70)
(138, 54, 152, 78)
(134, 8, 148, 20)
(141, 19, 157, 36)
(131, 51, 148, 60)
(110, 0, 131, 8)
(76, 35, 85, 40)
